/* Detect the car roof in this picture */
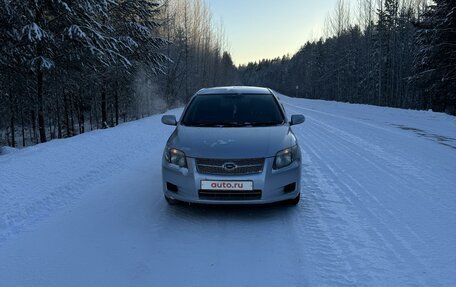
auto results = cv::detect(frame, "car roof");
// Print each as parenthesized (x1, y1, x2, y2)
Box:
(196, 86, 273, 95)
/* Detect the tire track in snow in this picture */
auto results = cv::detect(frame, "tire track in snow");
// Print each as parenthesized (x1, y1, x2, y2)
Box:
(285, 102, 445, 286)
(298, 127, 386, 285)
(285, 101, 455, 211)
(293, 159, 361, 286)
(283, 118, 366, 285)
(300, 109, 456, 222)
(300, 124, 434, 285)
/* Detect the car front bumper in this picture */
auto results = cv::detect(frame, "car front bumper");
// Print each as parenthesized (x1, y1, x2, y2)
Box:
(162, 157, 301, 205)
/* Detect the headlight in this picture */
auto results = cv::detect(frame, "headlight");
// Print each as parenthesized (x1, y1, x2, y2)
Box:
(164, 147, 187, 168)
(273, 146, 300, 170)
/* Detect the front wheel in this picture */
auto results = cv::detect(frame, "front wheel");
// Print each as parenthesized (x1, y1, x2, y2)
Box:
(286, 193, 300, 206)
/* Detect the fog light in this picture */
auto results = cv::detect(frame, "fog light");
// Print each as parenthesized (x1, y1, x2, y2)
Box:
(167, 182, 178, 192)
(284, 183, 296, 193)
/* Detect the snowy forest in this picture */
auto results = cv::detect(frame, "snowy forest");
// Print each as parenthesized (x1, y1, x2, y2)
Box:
(241, 0, 455, 115)
(0, 0, 238, 147)
(0, 0, 455, 149)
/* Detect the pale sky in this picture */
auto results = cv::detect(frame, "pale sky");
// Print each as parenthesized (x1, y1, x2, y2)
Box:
(208, 0, 340, 66)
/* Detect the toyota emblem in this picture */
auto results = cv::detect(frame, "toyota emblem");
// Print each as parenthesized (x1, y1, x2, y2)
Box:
(222, 162, 238, 171)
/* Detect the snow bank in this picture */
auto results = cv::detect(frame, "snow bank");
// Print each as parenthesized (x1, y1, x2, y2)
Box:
(0, 146, 18, 155)
(0, 109, 182, 242)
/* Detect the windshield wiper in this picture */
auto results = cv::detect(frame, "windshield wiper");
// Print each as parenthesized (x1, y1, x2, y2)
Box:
(182, 122, 244, 127)
(250, 121, 284, 127)
(223, 122, 253, 127)
(183, 123, 219, 127)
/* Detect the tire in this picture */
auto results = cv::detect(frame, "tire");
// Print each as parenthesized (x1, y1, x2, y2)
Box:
(165, 195, 180, 205)
(286, 193, 300, 206)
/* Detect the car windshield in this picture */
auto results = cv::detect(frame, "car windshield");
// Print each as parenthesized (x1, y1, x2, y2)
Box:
(181, 94, 285, 127)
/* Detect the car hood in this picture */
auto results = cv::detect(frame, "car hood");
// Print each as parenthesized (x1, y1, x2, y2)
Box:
(167, 125, 297, 159)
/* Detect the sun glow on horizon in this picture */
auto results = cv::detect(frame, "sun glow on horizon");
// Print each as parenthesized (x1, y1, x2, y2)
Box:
(208, 0, 338, 66)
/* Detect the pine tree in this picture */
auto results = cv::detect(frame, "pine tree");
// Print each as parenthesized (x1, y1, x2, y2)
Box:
(414, 0, 456, 114)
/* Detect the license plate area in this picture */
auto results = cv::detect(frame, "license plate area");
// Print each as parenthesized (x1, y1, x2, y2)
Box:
(201, 180, 253, 191)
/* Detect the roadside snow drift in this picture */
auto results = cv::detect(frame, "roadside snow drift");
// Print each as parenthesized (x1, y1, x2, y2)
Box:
(0, 96, 455, 286)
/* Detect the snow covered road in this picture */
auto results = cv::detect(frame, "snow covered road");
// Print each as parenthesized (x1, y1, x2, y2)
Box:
(1, 95, 455, 286)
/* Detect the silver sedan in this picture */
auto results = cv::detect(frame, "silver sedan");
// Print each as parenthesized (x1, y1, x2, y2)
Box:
(161, 86, 305, 205)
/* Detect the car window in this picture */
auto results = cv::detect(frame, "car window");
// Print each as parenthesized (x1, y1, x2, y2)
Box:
(181, 94, 285, 127)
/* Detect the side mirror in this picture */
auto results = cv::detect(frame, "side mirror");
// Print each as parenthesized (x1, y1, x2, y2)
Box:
(290, 114, 305, 126)
(161, 115, 177, 126)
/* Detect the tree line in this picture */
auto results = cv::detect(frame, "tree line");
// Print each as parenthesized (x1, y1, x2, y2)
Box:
(240, 0, 455, 115)
(0, 0, 238, 148)
(2, 0, 454, 150)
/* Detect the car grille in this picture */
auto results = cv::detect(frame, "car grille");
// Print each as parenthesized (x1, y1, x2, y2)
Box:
(195, 158, 265, 175)
(198, 189, 262, 200)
